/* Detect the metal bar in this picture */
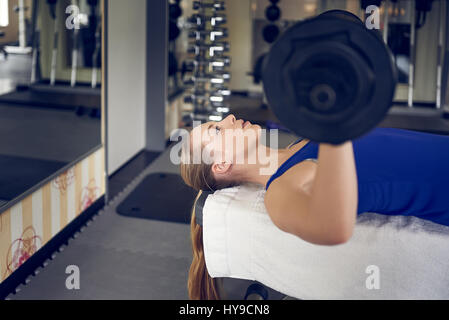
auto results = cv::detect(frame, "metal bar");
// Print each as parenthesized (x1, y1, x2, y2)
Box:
(30, 0, 39, 83)
(383, 0, 390, 44)
(18, 0, 26, 48)
(408, 0, 416, 108)
(442, 0, 449, 112)
(50, 8, 59, 86)
(436, 0, 445, 109)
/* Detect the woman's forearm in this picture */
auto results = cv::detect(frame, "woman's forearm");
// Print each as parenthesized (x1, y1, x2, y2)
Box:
(308, 142, 358, 243)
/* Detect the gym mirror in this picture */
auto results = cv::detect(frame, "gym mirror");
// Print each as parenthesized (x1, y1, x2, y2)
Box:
(0, 0, 102, 209)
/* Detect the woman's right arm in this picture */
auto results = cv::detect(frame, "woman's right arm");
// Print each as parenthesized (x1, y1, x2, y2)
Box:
(264, 142, 358, 245)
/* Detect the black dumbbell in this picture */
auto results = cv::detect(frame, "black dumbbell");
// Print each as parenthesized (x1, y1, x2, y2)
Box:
(211, 15, 226, 26)
(184, 92, 228, 104)
(265, 4, 281, 21)
(212, 88, 231, 96)
(169, 2, 183, 20)
(184, 74, 230, 85)
(194, 56, 231, 66)
(183, 56, 231, 72)
(187, 42, 230, 55)
(189, 14, 227, 27)
(193, 1, 225, 11)
(262, 9, 397, 145)
(169, 20, 180, 41)
(262, 24, 280, 43)
(208, 44, 230, 57)
(188, 28, 228, 41)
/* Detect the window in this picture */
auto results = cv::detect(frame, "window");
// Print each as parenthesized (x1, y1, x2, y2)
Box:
(0, 0, 9, 27)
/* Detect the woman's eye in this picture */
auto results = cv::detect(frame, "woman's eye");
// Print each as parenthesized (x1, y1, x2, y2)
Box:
(215, 126, 221, 134)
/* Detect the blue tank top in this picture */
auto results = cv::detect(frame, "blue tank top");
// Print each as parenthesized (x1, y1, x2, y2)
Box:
(266, 127, 449, 226)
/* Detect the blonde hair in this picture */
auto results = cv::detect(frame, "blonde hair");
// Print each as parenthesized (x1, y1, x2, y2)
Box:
(187, 191, 221, 300)
(180, 136, 238, 300)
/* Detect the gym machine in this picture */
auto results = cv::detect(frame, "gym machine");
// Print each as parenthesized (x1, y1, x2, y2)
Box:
(375, 0, 449, 135)
(182, 0, 231, 123)
(363, 0, 448, 113)
(3, 0, 33, 55)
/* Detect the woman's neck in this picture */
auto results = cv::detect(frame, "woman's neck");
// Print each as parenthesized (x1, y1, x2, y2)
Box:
(239, 145, 292, 187)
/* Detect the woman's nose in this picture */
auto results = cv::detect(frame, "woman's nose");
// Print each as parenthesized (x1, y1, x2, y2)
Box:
(225, 114, 236, 125)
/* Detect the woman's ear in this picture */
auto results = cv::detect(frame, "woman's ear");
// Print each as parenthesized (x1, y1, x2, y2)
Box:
(211, 162, 232, 177)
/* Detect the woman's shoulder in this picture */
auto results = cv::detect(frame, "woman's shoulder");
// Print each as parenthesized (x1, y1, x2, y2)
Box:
(264, 160, 316, 207)
(263, 161, 316, 235)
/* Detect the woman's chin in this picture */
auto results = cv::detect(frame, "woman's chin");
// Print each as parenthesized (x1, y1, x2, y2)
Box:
(250, 124, 261, 133)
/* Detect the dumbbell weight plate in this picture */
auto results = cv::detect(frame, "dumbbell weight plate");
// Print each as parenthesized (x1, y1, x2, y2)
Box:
(169, 3, 182, 20)
(262, 12, 397, 145)
(169, 20, 180, 41)
(262, 24, 280, 43)
(168, 51, 178, 76)
(265, 4, 281, 22)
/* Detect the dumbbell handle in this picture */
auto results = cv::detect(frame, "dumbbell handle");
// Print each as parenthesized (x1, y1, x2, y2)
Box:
(193, 1, 225, 11)
(188, 41, 229, 49)
(188, 43, 230, 56)
(188, 29, 228, 41)
(186, 89, 231, 97)
(184, 75, 230, 86)
(183, 61, 231, 75)
(191, 73, 230, 81)
(189, 14, 227, 26)
(190, 56, 231, 64)
(191, 88, 230, 96)
(184, 93, 228, 103)
(184, 60, 230, 69)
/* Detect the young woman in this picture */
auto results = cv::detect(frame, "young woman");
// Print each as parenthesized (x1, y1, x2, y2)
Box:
(180, 114, 449, 299)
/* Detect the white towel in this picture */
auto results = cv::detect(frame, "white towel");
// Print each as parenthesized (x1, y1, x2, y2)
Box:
(202, 184, 449, 299)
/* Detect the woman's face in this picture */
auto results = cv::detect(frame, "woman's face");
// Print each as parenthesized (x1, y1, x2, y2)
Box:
(190, 114, 262, 166)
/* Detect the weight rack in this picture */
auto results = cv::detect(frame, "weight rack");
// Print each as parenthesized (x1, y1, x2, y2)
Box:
(183, 0, 231, 123)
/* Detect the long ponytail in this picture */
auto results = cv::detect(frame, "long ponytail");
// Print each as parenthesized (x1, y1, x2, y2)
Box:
(188, 191, 221, 300)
